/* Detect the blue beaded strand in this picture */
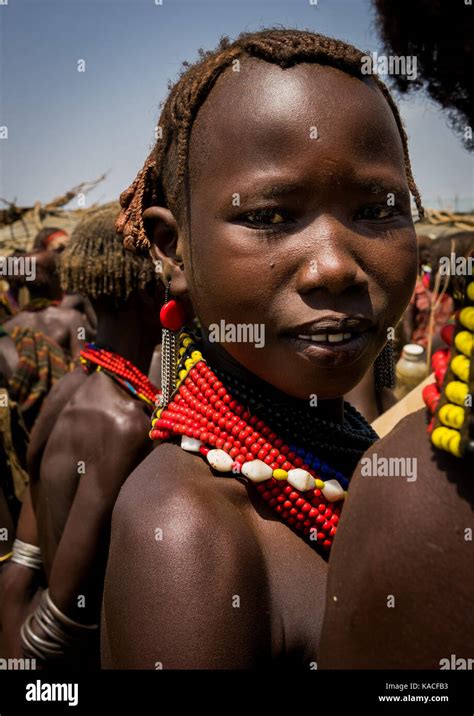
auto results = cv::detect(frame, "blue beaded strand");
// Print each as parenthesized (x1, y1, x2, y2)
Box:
(288, 443, 349, 489)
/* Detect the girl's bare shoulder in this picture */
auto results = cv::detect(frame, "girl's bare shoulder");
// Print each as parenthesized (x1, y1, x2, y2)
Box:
(110, 440, 261, 562)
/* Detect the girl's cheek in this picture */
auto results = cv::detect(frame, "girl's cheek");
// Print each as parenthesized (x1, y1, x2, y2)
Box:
(371, 232, 417, 318)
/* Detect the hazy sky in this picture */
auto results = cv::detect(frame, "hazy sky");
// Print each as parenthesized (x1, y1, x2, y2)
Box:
(1, 0, 472, 211)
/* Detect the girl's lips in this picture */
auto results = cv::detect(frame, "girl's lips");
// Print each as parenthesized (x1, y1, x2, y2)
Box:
(281, 327, 375, 367)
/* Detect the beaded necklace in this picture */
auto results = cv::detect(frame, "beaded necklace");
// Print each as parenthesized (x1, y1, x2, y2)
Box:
(423, 278, 474, 459)
(80, 343, 160, 412)
(150, 329, 378, 553)
(24, 297, 61, 312)
(212, 363, 376, 478)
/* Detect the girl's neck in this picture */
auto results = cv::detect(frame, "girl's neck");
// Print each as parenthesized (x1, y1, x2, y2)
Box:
(200, 334, 344, 425)
(95, 312, 156, 376)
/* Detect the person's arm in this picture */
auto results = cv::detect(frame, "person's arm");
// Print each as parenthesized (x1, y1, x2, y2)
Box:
(102, 450, 271, 669)
(45, 407, 150, 624)
(19, 405, 151, 667)
(0, 335, 19, 384)
(1, 486, 43, 658)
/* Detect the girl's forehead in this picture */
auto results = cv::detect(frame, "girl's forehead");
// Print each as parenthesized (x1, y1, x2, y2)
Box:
(188, 59, 404, 188)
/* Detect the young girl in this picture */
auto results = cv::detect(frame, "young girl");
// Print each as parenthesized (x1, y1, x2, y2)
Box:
(102, 28, 421, 669)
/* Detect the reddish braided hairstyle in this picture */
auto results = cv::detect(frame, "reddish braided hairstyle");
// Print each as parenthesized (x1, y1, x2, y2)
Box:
(117, 28, 424, 253)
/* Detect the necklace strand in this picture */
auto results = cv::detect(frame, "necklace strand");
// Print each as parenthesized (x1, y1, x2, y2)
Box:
(423, 295, 474, 459)
(80, 343, 160, 410)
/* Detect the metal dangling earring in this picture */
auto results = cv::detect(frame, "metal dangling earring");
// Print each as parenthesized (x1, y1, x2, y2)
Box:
(158, 281, 185, 408)
(374, 339, 396, 390)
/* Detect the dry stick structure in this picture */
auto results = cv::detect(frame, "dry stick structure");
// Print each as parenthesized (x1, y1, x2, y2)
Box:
(422, 209, 474, 232)
(0, 174, 107, 254)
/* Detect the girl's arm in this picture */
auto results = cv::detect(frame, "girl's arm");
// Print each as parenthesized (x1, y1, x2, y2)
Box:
(1, 486, 43, 657)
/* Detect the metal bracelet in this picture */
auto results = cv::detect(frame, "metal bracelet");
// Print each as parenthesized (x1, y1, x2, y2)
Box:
(20, 588, 98, 664)
(10, 538, 42, 571)
(44, 589, 98, 632)
(21, 615, 64, 659)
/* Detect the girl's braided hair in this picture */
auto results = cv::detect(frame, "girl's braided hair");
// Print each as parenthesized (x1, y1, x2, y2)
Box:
(117, 28, 424, 253)
(60, 202, 155, 303)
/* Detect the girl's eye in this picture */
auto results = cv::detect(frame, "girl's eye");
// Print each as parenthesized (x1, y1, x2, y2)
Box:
(241, 208, 288, 227)
(355, 205, 398, 220)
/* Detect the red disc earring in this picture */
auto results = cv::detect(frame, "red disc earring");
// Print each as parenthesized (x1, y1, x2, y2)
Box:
(160, 290, 185, 332)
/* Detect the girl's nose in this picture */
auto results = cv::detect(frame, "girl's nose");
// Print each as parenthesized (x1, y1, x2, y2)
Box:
(296, 217, 367, 297)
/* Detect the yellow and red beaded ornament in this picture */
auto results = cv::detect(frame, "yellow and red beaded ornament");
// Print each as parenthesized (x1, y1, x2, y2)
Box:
(423, 278, 474, 460)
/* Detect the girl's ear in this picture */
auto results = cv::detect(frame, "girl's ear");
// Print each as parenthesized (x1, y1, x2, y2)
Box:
(143, 206, 187, 296)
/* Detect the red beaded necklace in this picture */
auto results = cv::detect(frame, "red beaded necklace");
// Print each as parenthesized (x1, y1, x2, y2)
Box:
(151, 330, 356, 553)
(80, 343, 160, 410)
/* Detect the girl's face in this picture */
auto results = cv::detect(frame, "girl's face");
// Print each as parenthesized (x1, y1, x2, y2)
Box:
(178, 60, 418, 399)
